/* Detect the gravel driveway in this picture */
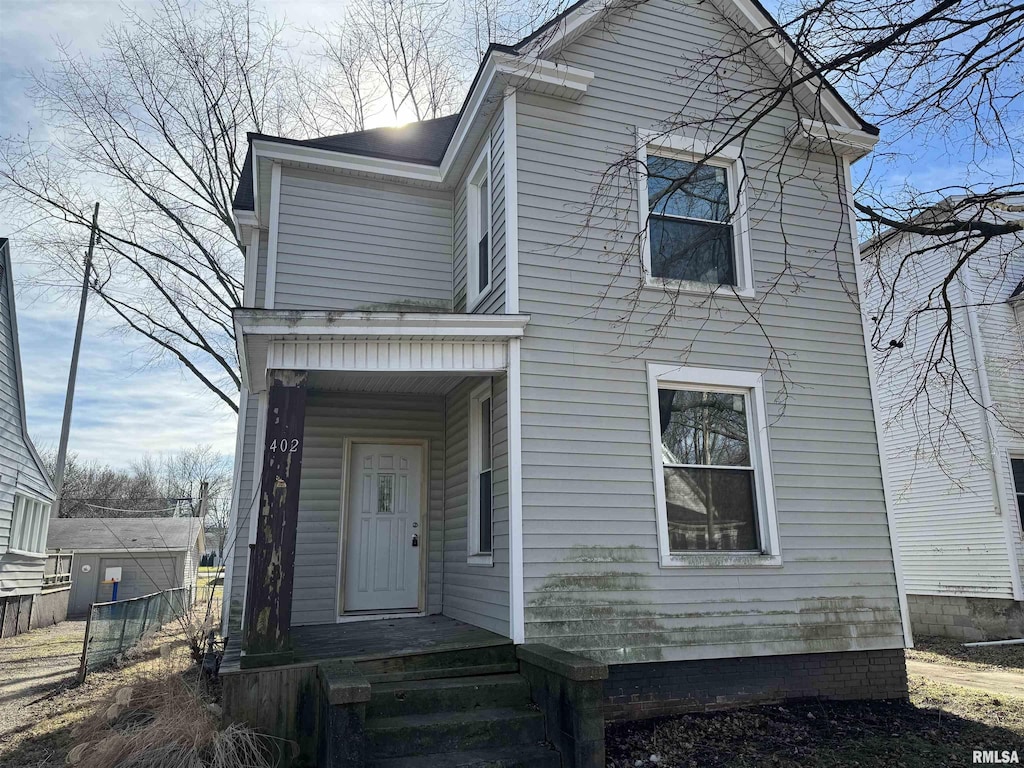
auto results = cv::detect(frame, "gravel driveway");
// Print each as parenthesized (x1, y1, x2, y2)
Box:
(0, 620, 85, 757)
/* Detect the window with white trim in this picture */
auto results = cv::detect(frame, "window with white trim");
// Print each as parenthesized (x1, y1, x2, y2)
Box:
(647, 364, 780, 566)
(466, 144, 492, 309)
(8, 493, 50, 556)
(638, 133, 752, 295)
(1011, 456, 1024, 532)
(468, 381, 493, 563)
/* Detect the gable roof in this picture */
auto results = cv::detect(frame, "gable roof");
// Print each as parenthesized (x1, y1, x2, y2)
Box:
(233, 0, 875, 212)
(0, 239, 55, 499)
(232, 115, 461, 210)
(47, 517, 204, 553)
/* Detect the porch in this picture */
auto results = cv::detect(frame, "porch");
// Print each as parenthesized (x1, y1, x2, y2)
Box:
(230, 309, 528, 666)
(219, 615, 607, 767)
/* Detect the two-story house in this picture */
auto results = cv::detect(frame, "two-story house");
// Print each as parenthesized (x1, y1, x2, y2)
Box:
(220, 0, 911, 764)
(863, 199, 1024, 642)
(0, 239, 60, 638)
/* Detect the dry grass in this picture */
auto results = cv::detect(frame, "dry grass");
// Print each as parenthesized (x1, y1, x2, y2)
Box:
(66, 673, 273, 768)
(908, 637, 1024, 672)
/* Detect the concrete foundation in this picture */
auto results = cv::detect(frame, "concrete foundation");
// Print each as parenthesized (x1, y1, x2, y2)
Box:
(907, 594, 1024, 642)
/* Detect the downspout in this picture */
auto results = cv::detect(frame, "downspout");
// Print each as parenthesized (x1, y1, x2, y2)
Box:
(961, 272, 1024, 601)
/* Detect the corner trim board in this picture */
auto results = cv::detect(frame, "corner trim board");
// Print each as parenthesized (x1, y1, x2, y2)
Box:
(503, 88, 520, 315)
(508, 337, 525, 643)
(843, 157, 915, 645)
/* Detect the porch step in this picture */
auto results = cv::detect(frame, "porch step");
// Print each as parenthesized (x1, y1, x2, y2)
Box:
(356, 643, 518, 683)
(367, 745, 561, 768)
(364, 661, 519, 684)
(365, 707, 546, 758)
(368, 673, 531, 718)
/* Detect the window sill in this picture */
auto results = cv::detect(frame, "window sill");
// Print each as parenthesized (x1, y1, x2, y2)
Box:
(467, 554, 494, 567)
(644, 277, 755, 299)
(466, 285, 494, 313)
(659, 552, 782, 569)
(8, 548, 47, 559)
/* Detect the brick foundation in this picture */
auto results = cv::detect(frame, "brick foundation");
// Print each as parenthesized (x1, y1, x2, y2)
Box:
(907, 594, 1024, 642)
(602, 648, 908, 721)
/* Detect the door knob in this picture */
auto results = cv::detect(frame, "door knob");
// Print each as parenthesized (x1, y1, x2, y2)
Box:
(411, 534, 419, 547)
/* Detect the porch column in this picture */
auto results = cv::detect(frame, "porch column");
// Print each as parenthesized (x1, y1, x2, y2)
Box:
(242, 369, 308, 667)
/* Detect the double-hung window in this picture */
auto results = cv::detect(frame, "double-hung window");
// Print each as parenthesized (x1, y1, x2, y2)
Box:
(647, 364, 780, 567)
(638, 132, 752, 295)
(8, 493, 50, 556)
(468, 381, 494, 564)
(466, 144, 493, 309)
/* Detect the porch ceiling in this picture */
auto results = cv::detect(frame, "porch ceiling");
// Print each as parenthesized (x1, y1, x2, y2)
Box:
(234, 310, 529, 393)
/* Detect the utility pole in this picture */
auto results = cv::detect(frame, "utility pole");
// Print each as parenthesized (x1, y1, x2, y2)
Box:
(51, 202, 100, 519)
(197, 480, 209, 518)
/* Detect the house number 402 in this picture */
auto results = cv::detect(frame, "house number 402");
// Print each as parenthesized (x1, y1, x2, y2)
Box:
(270, 439, 300, 453)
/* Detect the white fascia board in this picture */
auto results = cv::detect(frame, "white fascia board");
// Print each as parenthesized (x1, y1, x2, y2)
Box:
(788, 118, 879, 160)
(235, 310, 531, 338)
(252, 139, 444, 185)
(233, 209, 258, 243)
(491, 51, 594, 102)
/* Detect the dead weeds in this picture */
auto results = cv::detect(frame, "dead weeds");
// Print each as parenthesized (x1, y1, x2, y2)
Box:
(908, 637, 1024, 673)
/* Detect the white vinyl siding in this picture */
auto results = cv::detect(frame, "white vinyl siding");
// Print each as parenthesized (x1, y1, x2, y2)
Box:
(514, 0, 904, 663)
(868, 231, 1024, 599)
(273, 167, 453, 312)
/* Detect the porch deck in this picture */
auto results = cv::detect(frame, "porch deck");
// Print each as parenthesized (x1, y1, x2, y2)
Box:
(220, 614, 509, 674)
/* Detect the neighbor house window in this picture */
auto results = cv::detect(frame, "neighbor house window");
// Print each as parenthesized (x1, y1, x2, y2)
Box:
(1012, 457, 1024, 532)
(466, 143, 492, 309)
(638, 132, 752, 295)
(8, 493, 50, 556)
(468, 381, 493, 563)
(647, 364, 780, 566)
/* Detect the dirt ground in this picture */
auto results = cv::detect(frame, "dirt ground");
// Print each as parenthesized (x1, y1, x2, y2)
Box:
(0, 620, 86, 760)
(0, 621, 195, 767)
(608, 640, 1024, 767)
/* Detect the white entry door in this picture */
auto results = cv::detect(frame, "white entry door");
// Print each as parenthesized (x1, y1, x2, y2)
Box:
(343, 443, 424, 612)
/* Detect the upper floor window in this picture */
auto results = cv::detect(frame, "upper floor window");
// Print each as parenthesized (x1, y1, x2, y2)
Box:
(8, 493, 50, 556)
(638, 132, 753, 297)
(468, 380, 494, 564)
(647, 364, 780, 567)
(467, 144, 493, 309)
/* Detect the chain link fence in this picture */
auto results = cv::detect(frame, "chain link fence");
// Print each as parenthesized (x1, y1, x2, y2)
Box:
(78, 587, 192, 681)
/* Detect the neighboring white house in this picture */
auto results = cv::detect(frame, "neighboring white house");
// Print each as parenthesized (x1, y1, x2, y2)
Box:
(863, 199, 1024, 641)
(0, 239, 62, 638)
(219, 0, 913, 760)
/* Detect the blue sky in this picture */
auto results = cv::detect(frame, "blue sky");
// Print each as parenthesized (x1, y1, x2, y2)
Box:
(0, 0, 1017, 466)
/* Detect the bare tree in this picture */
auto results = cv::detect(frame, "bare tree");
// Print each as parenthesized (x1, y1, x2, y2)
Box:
(0, 0, 342, 412)
(314, 0, 572, 125)
(563, 0, 1022, 452)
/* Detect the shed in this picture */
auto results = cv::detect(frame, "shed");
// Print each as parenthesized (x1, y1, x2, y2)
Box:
(47, 517, 204, 617)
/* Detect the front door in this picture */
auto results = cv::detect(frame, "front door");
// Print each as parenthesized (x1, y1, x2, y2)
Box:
(342, 442, 424, 613)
